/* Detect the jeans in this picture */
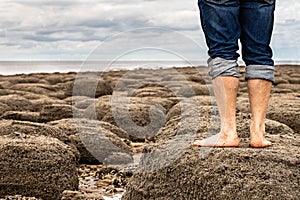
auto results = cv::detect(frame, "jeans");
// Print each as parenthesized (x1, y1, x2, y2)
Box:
(198, 0, 276, 83)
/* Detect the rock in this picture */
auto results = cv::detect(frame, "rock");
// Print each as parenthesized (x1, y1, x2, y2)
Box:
(129, 96, 176, 113)
(123, 133, 300, 200)
(0, 120, 76, 153)
(102, 103, 166, 142)
(265, 119, 294, 135)
(0, 111, 40, 122)
(104, 152, 134, 165)
(0, 90, 67, 110)
(274, 77, 289, 85)
(0, 195, 40, 200)
(0, 89, 29, 97)
(187, 75, 207, 84)
(48, 118, 91, 136)
(177, 83, 211, 97)
(71, 96, 96, 109)
(0, 65, 298, 199)
(289, 73, 300, 78)
(0, 95, 34, 111)
(177, 66, 210, 80)
(267, 97, 300, 133)
(289, 77, 300, 84)
(112, 78, 141, 90)
(48, 118, 103, 164)
(123, 99, 300, 200)
(61, 191, 104, 200)
(122, 87, 299, 199)
(0, 134, 79, 200)
(0, 89, 50, 102)
(0, 102, 11, 114)
(68, 134, 101, 165)
(157, 102, 212, 142)
(237, 95, 300, 133)
(193, 95, 215, 106)
(271, 88, 293, 94)
(100, 126, 131, 152)
(9, 83, 57, 96)
(0, 81, 12, 89)
(40, 104, 75, 122)
(30, 97, 66, 112)
(3, 76, 41, 84)
(276, 83, 300, 93)
(83, 95, 169, 141)
(49, 118, 130, 140)
(78, 128, 133, 165)
(190, 83, 211, 96)
(67, 74, 113, 98)
(83, 95, 112, 120)
(44, 73, 75, 85)
(49, 118, 132, 164)
(131, 85, 176, 98)
(98, 121, 130, 140)
(0, 120, 68, 140)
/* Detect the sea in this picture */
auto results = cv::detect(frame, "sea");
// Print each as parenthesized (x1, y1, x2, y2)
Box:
(0, 60, 298, 76)
(0, 61, 207, 76)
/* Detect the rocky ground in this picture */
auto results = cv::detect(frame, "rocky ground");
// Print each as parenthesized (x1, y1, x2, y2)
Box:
(0, 65, 299, 200)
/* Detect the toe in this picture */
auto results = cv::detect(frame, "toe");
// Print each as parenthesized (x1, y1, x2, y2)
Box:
(192, 140, 202, 146)
(250, 140, 272, 148)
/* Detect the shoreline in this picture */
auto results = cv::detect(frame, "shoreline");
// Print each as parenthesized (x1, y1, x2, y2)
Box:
(0, 61, 299, 76)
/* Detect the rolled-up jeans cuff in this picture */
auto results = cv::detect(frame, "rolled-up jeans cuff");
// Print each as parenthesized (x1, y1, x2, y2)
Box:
(208, 57, 240, 79)
(245, 65, 275, 83)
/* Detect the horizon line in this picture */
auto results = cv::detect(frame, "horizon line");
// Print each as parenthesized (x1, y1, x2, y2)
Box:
(0, 60, 299, 64)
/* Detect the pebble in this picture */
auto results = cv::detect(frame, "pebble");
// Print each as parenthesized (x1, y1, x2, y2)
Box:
(77, 164, 132, 199)
(129, 142, 145, 147)
(132, 146, 144, 153)
(103, 194, 123, 200)
(89, 165, 98, 170)
(0, 196, 41, 200)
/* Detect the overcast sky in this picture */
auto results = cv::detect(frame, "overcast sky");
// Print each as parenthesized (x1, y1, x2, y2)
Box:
(0, 0, 299, 62)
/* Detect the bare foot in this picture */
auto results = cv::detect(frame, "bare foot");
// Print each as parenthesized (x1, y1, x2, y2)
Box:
(250, 139, 272, 148)
(250, 126, 272, 148)
(193, 132, 240, 147)
(250, 132, 272, 148)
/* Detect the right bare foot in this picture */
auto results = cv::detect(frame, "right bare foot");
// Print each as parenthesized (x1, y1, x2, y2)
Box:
(250, 139, 272, 148)
(193, 132, 240, 147)
(250, 125, 272, 148)
(250, 132, 272, 148)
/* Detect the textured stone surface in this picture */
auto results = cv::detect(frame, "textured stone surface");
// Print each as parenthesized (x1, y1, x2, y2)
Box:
(0, 65, 298, 199)
(49, 118, 132, 164)
(0, 134, 79, 200)
(0, 120, 71, 145)
(123, 119, 299, 200)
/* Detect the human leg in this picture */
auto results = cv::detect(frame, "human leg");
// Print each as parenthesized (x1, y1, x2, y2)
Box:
(193, 76, 240, 147)
(248, 79, 272, 147)
(240, 0, 275, 147)
(193, 0, 241, 147)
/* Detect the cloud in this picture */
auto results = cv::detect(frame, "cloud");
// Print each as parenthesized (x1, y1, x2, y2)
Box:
(0, 0, 298, 61)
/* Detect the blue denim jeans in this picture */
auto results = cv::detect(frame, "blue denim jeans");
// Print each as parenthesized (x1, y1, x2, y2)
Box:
(198, 0, 276, 83)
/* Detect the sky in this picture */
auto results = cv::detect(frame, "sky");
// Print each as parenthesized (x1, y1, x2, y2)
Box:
(0, 0, 299, 62)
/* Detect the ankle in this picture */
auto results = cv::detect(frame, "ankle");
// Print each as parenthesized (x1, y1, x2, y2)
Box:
(221, 121, 237, 134)
(250, 121, 265, 134)
(220, 128, 238, 137)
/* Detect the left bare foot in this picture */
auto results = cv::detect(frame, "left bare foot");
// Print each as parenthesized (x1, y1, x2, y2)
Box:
(193, 132, 240, 147)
